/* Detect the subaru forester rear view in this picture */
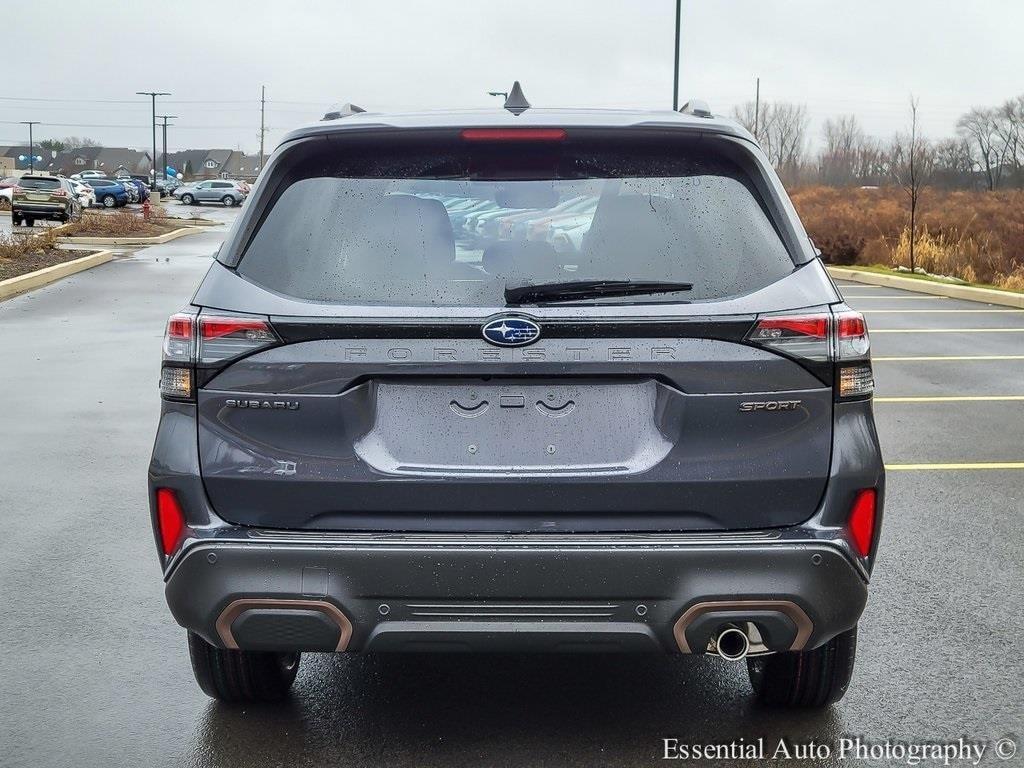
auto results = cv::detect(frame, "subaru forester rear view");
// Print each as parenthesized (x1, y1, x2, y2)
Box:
(149, 95, 883, 707)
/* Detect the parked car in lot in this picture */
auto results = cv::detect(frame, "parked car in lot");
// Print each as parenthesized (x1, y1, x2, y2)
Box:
(0, 177, 16, 205)
(12, 175, 82, 225)
(72, 170, 106, 180)
(155, 177, 182, 196)
(63, 177, 96, 209)
(174, 179, 247, 206)
(150, 101, 883, 708)
(85, 178, 130, 208)
(117, 177, 150, 203)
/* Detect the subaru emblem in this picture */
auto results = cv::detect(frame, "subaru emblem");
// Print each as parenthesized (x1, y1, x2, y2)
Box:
(481, 317, 541, 347)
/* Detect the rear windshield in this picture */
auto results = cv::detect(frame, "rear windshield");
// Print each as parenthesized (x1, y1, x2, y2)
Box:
(19, 177, 61, 191)
(237, 135, 794, 305)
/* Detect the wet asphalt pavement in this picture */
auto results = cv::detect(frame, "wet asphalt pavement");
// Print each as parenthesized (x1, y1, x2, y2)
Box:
(1, 209, 1021, 767)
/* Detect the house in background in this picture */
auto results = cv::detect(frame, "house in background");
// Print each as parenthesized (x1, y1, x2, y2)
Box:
(165, 150, 263, 181)
(47, 147, 152, 177)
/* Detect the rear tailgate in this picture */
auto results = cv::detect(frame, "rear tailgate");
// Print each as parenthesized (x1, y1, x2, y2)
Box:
(192, 126, 838, 533)
(196, 303, 834, 532)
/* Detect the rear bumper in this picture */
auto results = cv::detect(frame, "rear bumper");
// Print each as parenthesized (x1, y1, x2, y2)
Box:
(13, 202, 67, 217)
(165, 533, 868, 655)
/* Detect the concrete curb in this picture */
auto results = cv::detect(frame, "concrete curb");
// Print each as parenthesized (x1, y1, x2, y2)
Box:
(827, 266, 1024, 308)
(57, 226, 203, 247)
(0, 249, 114, 301)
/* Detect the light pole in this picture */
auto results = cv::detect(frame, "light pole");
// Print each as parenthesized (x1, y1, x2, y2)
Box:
(155, 115, 177, 185)
(20, 121, 40, 173)
(672, 0, 681, 110)
(137, 91, 170, 189)
(487, 91, 508, 101)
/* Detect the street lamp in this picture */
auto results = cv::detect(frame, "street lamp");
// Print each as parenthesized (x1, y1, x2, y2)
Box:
(19, 121, 40, 173)
(487, 91, 508, 101)
(137, 91, 170, 190)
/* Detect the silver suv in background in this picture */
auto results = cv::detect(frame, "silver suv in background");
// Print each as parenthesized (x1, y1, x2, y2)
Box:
(173, 179, 248, 206)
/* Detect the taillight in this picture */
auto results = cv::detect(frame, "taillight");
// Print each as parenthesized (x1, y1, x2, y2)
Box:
(53, 188, 67, 197)
(746, 309, 873, 399)
(847, 489, 878, 558)
(160, 313, 194, 400)
(198, 316, 278, 364)
(460, 128, 566, 142)
(746, 313, 830, 361)
(834, 309, 873, 398)
(159, 312, 279, 401)
(155, 488, 187, 556)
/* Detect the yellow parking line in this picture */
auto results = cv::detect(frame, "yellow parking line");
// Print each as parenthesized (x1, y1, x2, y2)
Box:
(871, 328, 1024, 333)
(875, 395, 1024, 402)
(874, 355, 1024, 361)
(844, 295, 948, 300)
(886, 462, 1024, 470)
(862, 309, 1024, 313)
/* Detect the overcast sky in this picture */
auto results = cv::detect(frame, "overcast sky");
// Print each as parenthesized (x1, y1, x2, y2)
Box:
(4, 0, 1020, 154)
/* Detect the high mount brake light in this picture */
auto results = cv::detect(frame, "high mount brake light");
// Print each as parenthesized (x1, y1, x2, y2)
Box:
(746, 309, 873, 398)
(460, 128, 566, 142)
(159, 313, 279, 400)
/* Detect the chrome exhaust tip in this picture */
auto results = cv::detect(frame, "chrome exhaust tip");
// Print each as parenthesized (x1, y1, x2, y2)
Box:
(715, 626, 750, 661)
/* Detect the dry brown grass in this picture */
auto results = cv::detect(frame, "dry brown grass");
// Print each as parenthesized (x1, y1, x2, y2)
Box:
(60, 209, 178, 238)
(0, 228, 58, 260)
(790, 186, 1024, 291)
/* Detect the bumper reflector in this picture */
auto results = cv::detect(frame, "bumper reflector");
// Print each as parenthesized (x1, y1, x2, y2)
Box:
(847, 489, 878, 558)
(156, 488, 187, 556)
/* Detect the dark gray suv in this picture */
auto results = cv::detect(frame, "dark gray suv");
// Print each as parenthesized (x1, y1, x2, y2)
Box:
(149, 97, 883, 708)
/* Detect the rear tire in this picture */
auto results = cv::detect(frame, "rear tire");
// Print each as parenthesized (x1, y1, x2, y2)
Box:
(102, 195, 116, 208)
(187, 631, 301, 703)
(747, 626, 857, 708)
(222, 195, 234, 207)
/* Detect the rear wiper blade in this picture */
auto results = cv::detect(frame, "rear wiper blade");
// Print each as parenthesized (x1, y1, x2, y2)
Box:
(505, 279, 693, 305)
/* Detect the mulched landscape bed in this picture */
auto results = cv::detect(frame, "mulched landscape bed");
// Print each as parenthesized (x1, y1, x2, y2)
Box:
(0, 247, 93, 281)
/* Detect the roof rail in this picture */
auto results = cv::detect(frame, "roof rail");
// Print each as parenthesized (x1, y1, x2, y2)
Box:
(321, 103, 367, 121)
(680, 99, 713, 119)
(503, 81, 531, 116)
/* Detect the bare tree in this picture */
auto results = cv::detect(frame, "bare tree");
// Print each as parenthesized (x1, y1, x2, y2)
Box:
(61, 136, 102, 149)
(889, 97, 934, 272)
(819, 115, 866, 185)
(733, 101, 809, 185)
(933, 137, 976, 188)
(957, 108, 1005, 190)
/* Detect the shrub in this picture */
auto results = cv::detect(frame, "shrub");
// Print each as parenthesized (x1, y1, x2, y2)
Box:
(790, 186, 1024, 289)
(62, 210, 149, 237)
